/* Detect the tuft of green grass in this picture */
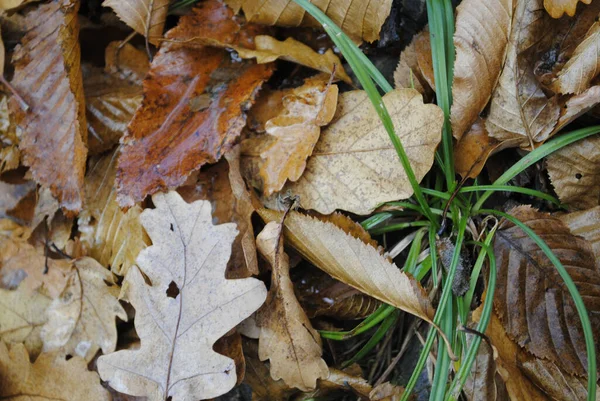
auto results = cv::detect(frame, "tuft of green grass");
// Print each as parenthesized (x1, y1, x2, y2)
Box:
(293, 0, 599, 400)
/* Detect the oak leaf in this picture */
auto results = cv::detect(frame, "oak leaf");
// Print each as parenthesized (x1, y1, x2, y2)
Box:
(544, 0, 592, 18)
(102, 0, 169, 45)
(256, 222, 328, 391)
(78, 149, 150, 276)
(486, 0, 560, 149)
(559, 206, 600, 260)
(116, 15, 273, 207)
(0, 284, 50, 359)
(551, 19, 600, 94)
(225, 0, 393, 43)
(40, 257, 127, 361)
(257, 209, 435, 323)
(451, 0, 513, 140)
(494, 205, 600, 375)
(547, 134, 600, 209)
(97, 191, 267, 401)
(267, 89, 442, 215)
(242, 75, 338, 195)
(0, 342, 111, 401)
(10, 0, 87, 215)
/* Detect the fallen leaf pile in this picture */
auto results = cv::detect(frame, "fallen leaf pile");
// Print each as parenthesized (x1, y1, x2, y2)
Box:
(0, 0, 599, 400)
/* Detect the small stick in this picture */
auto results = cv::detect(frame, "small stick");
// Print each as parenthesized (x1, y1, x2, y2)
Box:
(0, 75, 29, 111)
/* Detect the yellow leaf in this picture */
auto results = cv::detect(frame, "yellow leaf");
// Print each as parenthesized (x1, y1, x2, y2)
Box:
(544, 0, 592, 18)
(97, 191, 267, 400)
(102, 0, 169, 45)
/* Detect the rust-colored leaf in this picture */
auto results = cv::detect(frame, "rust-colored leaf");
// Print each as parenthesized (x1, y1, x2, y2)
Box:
(10, 0, 87, 215)
(116, 15, 273, 207)
(494, 205, 600, 375)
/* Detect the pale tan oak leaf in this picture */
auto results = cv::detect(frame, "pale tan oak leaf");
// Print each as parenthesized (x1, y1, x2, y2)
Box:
(97, 191, 267, 401)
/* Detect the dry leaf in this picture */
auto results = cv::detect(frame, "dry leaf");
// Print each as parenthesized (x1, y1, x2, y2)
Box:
(256, 89, 443, 215)
(559, 206, 600, 259)
(0, 95, 19, 174)
(256, 222, 328, 391)
(10, 0, 87, 215)
(97, 191, 267, 400)
(213, 332, 246, 385)
(473, 307, 551, 400)
(243, 75, 338, 195)
(225, 0, 393, 42)
(394, 35, 432, 97)
(0, 285, 50, 359)
(102, 0, 169, 45)
(462, 338, 508, 401)
(544, 0, 593, 18)
(178, 146, 258, 278)
(552, 86, 600, 134)
(78, 149, 150, 276)
(0, 180, 35, 220)
(551, 19, 600, 94)
(40, 257, 127, 361)
(116, 14, 273, 207)
(0, 342, 110, 400)
(414, 29, 435, 92)
(451, 0, 513, 140)
(258, 209, 435, 323)
(0, 0, 37, 9)
(547, 134, 600, 209)
(369, 382, 407, 401)
(486, 0, 560, 149)
(494, 205, 600, 375)
(85, 43, 148, 155)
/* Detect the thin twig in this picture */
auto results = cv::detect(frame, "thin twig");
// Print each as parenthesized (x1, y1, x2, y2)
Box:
(0, 75, 29, 111)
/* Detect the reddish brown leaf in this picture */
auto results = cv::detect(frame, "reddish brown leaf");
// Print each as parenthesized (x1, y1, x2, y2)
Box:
(116, 16, 273, 207)
(494, 205, 600, 375)
(10, 0, 87, 215)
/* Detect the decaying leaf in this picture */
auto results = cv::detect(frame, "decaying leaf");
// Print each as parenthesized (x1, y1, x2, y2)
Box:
(225, 0, 393, 42)
(552, 86, 600, 134)
(551, 19, 600, 94)
(474, 307, 551, 400)
(462, 337, 508, 401)
(40, 257, 127, 361)
(0, 342, 110, 400)
(242, 75, 338, 195)
(213, 332, 246, 385)
(0, 180, 35, 220)
(0, 284, 50, 359)
(258, 89, 443, 215)
(451, 0, 513, 140)
(486, 0, 560, 149)
(116, 13, 273, 207)
(394, 35, 432, 97)
(97, 192, 267, 400)
(256, 222, 328, 391)
(258, 209, 435, 323)
(102, 0, 169, 45)
(78, 149, 149, 276)
(0, 95, 19, 174)
(178, 146, 258, 278)
(494, 205, 600, 375)
(547, 134, 600, 209)
(544, 0, 593, 18)
(559, 206, 600, 259)
(84, 43, 148, 155)
(10, 0, 87, 215)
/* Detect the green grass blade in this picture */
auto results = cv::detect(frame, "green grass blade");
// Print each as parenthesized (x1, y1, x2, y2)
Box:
(319, 304, 396, 340)
(370, 221, 430, 235)
(479, 209, 597, 401)
(361, 212, 394, 230)
(460, 185, 561, 206)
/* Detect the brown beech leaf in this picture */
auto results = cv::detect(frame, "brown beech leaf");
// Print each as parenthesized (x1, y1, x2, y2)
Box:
(97, 192, 267, 401)
(474, 307, 550, 400)
(225, 0, 393, 43)
(102, 0, 169, 45)
(266, 89, 442, 215)
(552, 86, 600, 134)
(544, 0, 593, 18)
(242, 75, 338, 195)
(551, 20, 600, 94)
(462, 338, 508, 401)
(0, 284, 50, 359)
(256, 222, 328, 391)
(394, 35, 433, 98)
(116, 18, 273, 208)
(0, 342, 110, 400)
(547, 134, 600, 209)
(78, 149, 150, 277)
(178, 147, 258, 278)
(257, 209, 435, 323)
(40, 257, 127, 362)
(518, 351, 599, 401)
(494, 205, 600, 375)
(85, 43, 148, 155)
(10, 0, 87, 215)
(213, 332, 246, 385)
(0, 95, 19, 174)
(559, 206, 600, 259)
(486, 0, 560, 149)
(451, 0, 513, 140)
